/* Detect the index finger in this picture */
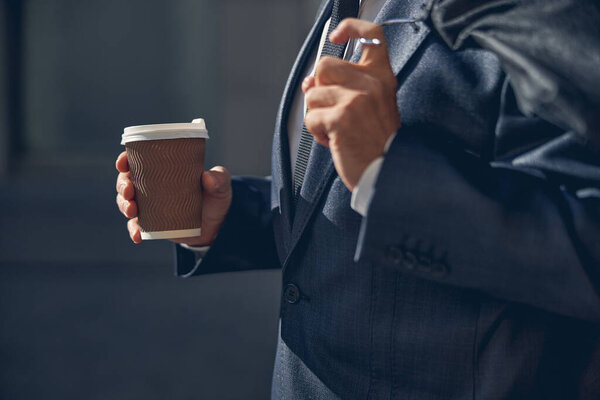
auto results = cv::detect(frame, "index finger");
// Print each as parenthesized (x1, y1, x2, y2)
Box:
(116, 151, 129, 173)
(329, 18, 389, 67)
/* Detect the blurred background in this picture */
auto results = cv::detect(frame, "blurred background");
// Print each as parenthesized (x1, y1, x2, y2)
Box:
(0, 0, 321, 398)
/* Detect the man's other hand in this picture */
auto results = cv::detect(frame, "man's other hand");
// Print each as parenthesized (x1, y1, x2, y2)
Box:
(303, 18, 401, 191)
(115, 151, 232, 246)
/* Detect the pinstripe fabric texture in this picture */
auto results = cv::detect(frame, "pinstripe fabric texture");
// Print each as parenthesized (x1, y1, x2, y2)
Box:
(292, 0, 359, 205)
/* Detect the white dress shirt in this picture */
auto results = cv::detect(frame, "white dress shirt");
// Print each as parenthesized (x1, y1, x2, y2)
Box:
(184, 0, 390, 255)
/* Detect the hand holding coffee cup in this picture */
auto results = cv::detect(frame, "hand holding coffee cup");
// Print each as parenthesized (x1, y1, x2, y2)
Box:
(115, 119, 231, 246)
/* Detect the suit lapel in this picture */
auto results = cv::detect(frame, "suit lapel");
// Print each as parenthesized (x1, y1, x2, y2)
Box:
(285, 0, 432, 267)
(292, 141, 336, 232)
(272, 0, 333, 240)
(374, 0, 432, 78)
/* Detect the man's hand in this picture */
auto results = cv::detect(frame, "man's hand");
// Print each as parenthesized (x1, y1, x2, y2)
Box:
(303, 18, 401, 191)
(115, 151, 232, 246)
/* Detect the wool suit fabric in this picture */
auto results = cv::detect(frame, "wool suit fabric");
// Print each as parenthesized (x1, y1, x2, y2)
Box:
(175, 0, 600, 398)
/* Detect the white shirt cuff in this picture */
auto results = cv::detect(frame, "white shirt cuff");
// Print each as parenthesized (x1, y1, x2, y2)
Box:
(179, 243, 210, 260)
(351, 157, 384, 217)
(350, 133, 397, 217)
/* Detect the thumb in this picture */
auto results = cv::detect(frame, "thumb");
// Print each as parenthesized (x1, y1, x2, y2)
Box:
(202, 166, 231, 196)
(329, 18, 389, 67)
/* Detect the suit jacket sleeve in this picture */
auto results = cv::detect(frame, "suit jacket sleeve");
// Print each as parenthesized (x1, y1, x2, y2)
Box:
(430, 0, 600, 149)
(355, 89, 600, 322)
(174, 176, 280, 277)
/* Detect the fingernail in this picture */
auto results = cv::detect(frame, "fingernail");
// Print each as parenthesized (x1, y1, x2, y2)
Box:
(209, 172, 219, 187)
(208, 173, 222, 193)
(216, 181, 228, 193)
(214, 175, 230, 193)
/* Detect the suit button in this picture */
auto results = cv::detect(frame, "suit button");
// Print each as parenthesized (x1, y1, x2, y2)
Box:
(402, 251, 417, 270)
(284, 284, 300, 304)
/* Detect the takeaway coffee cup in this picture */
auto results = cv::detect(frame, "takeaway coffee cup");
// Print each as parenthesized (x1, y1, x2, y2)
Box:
(121, 119, 209, 240)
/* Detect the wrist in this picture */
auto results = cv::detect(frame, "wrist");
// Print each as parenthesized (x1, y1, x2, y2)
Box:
(179, 242, 210, 252)
(349, 140, 388, 190)
(351, 156, 384, 216)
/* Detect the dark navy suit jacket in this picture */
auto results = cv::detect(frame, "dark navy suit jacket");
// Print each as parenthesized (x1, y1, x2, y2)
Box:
(176, 0, 600, 398)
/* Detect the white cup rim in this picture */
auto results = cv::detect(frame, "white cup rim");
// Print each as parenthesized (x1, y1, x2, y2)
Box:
(121, 119, 208, 144)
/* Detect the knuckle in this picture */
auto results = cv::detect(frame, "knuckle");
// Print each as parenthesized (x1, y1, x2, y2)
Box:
(346, 91, 367, 111)
(304, 111, 317, 130)
(316, 57, 337, 78)
(117, 180, 124, 194)
(336, 114, 351, 132)
(320, 56, 336, 69)
(305, 89, 316, 106)
(333, 106, 345, 121)
(328, 107, 345, 130)
(116, 172, 130, 191)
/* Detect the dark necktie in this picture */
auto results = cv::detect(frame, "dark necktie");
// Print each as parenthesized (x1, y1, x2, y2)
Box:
(293, 0, 359, 204)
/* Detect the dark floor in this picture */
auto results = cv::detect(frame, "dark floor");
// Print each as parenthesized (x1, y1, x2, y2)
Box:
(0, 172, 281, 400)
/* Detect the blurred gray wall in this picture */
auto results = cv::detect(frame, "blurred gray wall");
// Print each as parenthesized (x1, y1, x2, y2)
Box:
(0, 0, 321, 399)
(0, 1, 9, 176)
(19, 0, 320, 175)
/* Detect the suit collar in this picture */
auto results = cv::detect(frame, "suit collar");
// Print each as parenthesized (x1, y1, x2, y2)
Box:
(373, 0, 432, 77)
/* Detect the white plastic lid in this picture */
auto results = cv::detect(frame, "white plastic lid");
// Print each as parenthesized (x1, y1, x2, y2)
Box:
(121, 118, 209, 144)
